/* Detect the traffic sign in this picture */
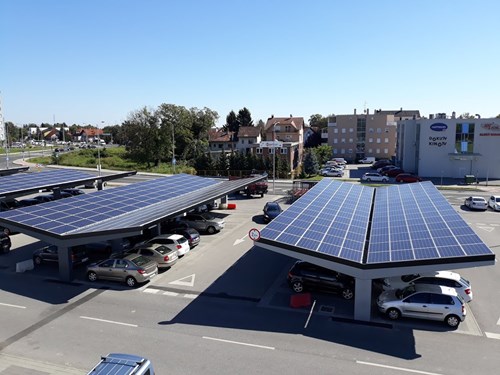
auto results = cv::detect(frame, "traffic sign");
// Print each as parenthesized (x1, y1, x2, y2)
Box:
(248, 228, 261, 241)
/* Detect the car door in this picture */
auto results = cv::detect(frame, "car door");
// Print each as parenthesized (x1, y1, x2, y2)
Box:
(112, 259, 130, 281)
(318, 269, 343, 292)
(401, 292, 431, 319)
(299, 264, 322, 289)
(97, 259, 116, 280)
(428, 293, 456, 321)
(45, 246, 59, 262)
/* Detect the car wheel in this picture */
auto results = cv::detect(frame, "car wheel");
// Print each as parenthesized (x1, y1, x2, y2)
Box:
(383, 178, 388, 182)
(260, 193, 264, 197)
(386, 308, 401, 320)
(291, 280, 304, 293)
(206, 226, 216, 234)
(445, 314, 460, 328)
(34, 256, 43, 265)
(126, 276, 137, 287)
(366, 178, 371, 182)
(342, 288, 354, 300)
(87, 271, 98, 282)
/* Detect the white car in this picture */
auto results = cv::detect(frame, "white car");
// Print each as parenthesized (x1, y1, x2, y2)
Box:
(488, 195, 500, 211)
(145, 234, 190, 257)
(321, 168, 344, 177)
(361, 173, 388, 182)
(464, 196, 487, 210)
(382, 271, 473, 303)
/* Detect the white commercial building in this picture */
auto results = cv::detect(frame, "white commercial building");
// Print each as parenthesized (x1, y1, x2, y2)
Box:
(397, 115, 500, 180)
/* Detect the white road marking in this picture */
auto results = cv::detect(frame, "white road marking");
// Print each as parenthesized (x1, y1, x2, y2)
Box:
(477, 226, 494, 232)
(183, 294, 197, 299)
(233, 234, 248, 245)
(162, 291, 179, 297)
(80, 316, 138, 327)
(169, 274, 195, 287)
(485, 332, 500, 340)
(497, 316, 500, 325)
(143, 288, 160, 294)
(0, 302, 26, 309)
(356, 360, 443, 375)
(202, 336, 275, 350)
(304, 299, 316, 328)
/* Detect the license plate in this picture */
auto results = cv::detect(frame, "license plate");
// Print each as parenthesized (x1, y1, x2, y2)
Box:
(81, 257, 89, 263)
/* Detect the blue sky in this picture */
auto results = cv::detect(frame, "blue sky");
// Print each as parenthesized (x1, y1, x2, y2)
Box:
(2, 0, 499, 127)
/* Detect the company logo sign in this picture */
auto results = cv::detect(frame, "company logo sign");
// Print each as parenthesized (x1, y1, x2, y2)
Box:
(428, 136, 447, 147)
(481, 122, 500, 131)
(430, 123, 448, 132)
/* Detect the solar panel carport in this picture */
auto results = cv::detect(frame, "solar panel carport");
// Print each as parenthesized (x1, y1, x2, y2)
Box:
(256, 179, 495, 321)
(0, 173, 268, 281)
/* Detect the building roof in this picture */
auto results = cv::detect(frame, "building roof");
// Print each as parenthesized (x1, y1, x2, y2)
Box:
(78, 128, 104, 136)
(208, 129, 234, 142)
(237, 126, 261, 137)
(264, 116, 305, 131)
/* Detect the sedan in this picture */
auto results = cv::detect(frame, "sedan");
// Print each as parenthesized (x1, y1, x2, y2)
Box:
(321, 168, 343, 177)
(395, 173, 422, 183)
(488, 195, 500, 211)
(361, 173, 389, 182)
(124, 243, 178, 269)
(180, 213, 225, 234)
(86, 254, 158, 287)
(383, 167, 405, 177)
(263, 201, 283, 223)
(33, 245, 89, 267)
(377, 165, 397, 174)
(464, 196, 488, 210)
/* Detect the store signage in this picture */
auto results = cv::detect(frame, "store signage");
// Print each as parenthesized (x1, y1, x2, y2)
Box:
(479, 122, 500, 136)
(430, 123, 448, 131)
(428, 136, 447, 147)
(260, 141, 283, 148)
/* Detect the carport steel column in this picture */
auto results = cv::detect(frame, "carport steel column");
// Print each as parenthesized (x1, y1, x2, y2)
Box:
(354, 278, 372, 321)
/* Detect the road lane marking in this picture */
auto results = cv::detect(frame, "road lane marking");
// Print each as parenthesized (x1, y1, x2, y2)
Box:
(162, 291, 179, 297)
(80, 316, 138, 327)
(0, 302, 26, 309)
(304, 299, 316, 328)
(497, 316, 500, 325)
(485, 332, 500, 340)
(356, 361, 443, 375)
(202, 336, 275, 350)
(143, 288, 160, 294)
(233, 234, 248, 245)
(169, 274, 195, 287)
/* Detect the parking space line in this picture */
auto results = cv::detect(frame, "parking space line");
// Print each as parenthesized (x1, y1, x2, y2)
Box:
(80, 316, 138, 327)
(143, 288, 160, 294)
(162, 291, 179, 297)
(485, 332, 500, 340)
(304, 299, 316, 328)
(0, 302, 26, 309)
(356, 360, 443, 375)
(202, 336, 275, 350)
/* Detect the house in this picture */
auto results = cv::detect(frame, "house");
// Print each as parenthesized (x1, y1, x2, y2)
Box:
(76, 128, 104, 143)
(235, 125, 262, 154)
(208, 128, 236, 155)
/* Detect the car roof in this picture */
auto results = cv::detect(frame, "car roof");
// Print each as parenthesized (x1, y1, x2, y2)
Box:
(412, 283, 458, 296)
(470, 196, 486, 200)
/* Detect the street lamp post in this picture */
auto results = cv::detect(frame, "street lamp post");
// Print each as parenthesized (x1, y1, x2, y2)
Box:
(96, 122, 103, 176)
(272, 121, 280, 193)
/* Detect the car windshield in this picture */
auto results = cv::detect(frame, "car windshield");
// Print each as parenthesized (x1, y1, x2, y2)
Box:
(397, 285, 416, 299)
(130, 255, 150, 266)
(201, 213, 215, 220)
(154, 246, 168, 255)
(473, 198, 485, 202)
(495, 197, 500, 202)
(177, 237, 188, 244)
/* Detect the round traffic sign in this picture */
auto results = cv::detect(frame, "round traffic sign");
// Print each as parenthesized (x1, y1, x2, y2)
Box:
(248, 228, 261, 241)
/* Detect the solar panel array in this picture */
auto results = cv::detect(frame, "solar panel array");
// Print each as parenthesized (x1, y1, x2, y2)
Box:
(0, 169, 95, 196)
(260, 179, 373, 263)
(260, 180, 494, 266)
(368, 181, 492, 263)
(0, 174, 221, 235)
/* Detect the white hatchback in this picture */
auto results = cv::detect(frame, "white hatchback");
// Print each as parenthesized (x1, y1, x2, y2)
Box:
(488, 195, 500, 211)
(146, 234, 190, 257)
(361, 172, 389, 182)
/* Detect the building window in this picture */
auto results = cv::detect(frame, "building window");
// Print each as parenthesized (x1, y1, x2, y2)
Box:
(456, 123, 475, 153)
(347, 149, 353, 154)
(218, 144, 222, 148)
(368, 148, 373, 153)
(341, 138, 346, 143)
(333, 139, 338, 144)
(275, 125, 281, 132)
(340, 148, 345, 154)
(341, 128, 346, 133)
(349, 138, 353, 143)
(285, 125, 292, 132)
(384, 148, 388, 154)
(280, 148, 288, 154)
(385, 127, 390, 133)
(376, 138, 381, 143)
(285, 135, 291, 141)
(270, 148, 275, 154)
(384, 138, 389, 143)
(333, 128, 338, 133)
(369, 128, 374, 133)
(333, 148, 338, 154)
(256, 148, 262, 154)
(376, 148, 380, 153)
(349, 128, 354, 133)
(241, 139, 245, 144)
(368, 137, 373, 143)
(376, 128, 382, 133)
(249, 139, 253, 144)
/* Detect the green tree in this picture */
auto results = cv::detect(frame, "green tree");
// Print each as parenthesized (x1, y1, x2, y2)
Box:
(303, 151, 320, 176)
(308, 114, 329, 128)
(216, 152, 228, 172)
(225, 111, 239, 134)
(311, 145, 333, 166)
(237, 107, 253, 127)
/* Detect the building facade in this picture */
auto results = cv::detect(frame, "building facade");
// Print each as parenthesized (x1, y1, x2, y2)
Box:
(397, 115, 500, 179)
(327, 109, 420, 162)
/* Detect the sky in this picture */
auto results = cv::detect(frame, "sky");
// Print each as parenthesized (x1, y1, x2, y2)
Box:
(2, 0, 500, 128)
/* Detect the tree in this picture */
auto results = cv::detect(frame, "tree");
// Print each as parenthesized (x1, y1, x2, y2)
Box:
(308, 114, 328, 128)
(216, 152, 228, 172)
(311, 145, 333, 166)
(225, 111, 239, 133)
(303, 151, 320, 176)
(237, 107, 253, 127)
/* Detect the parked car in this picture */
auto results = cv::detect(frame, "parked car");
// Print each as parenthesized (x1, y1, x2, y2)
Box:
(464, 196, 488, 210)
(76, 239, 132, 261)
(377, 165, 397, 174)
(33, 194, 56, 203)
(263, 201, 283, 223)
(0, 198, 20, 211)
(123, 243, 178, 269)
(86, 254, 158, 287)
(287, 261, 355, 300)
(33, 245, 89, 266)
(361, 173, 389, 182)
(0, 233, 12, 254)
(61, 188, 86, 196)
(17, 198, 40, 207)
(87, 353, 155, 375)
(144, 233, 190, 257)
(371, 159, 392, 170)
(179, 213, 225, 234)
(488, 195, 500, 211)
(395, 173, 422, 183)
(321, 168, 344, 177)
(377, 284, 466, 327)
(167, 227, 201, 248)
(358, 156, 376, 164)
(381, 271, 473, 303)
(383, 167, 405, 177)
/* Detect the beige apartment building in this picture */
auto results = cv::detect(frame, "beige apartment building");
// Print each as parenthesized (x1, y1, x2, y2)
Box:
(327, 109, 420, 162)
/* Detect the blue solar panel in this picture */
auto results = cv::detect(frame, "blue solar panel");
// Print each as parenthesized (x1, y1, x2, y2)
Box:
(260, 179, 373, 263)
(0, 169, 96, 195)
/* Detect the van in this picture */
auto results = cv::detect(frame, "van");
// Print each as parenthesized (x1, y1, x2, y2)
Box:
(332, 157, 347, 165)
(87, 353, 154, 375)
(359, 156, 375, 164)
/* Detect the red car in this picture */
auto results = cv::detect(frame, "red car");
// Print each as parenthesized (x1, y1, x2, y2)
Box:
(395, 173, 422, 183)
(383, 168, 405, 177)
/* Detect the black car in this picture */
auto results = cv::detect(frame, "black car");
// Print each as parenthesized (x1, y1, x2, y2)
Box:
(0, 233, 12, 254)
(263, 201, 283, 223)
(33, 245, 89, 266)
(61, 188, 85, 196)
(287, 261, 355, 299)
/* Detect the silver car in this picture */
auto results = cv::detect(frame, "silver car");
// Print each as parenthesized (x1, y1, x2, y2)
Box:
(86, 254, 158, 287)
(180, 213, 225, 234)
(377, 284, 466, 327)
(124, 243, 178, 269)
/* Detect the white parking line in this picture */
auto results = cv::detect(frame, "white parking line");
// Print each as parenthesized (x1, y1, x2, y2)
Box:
(485, 332, 500, 340)
(497, 316, 500, 325)
(304, 299, 316, 328)
(356, 360, 443, 375)
(143, 288, 160, 294)
(0, 302, 26, 309)
(80, 316, 138, 327)
(202, 336, 275, 350)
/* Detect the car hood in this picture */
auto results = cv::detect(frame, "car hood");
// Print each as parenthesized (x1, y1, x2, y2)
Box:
(378, 289, 399, 303)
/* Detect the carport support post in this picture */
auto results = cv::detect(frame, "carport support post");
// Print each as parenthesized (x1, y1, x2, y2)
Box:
(354, 278, 372, 321)
(220, 195, 228, 204)
(57, 246, 73, 281)
(96, 179, 104, 190)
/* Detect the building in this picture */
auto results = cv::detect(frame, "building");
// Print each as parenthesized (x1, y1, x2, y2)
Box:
(259, 115, 304, 172)
(397, 114, 500, 179)
(208, 128, 235, 155)
(327, 109, 420, 162)
(235, 125, 262, 154)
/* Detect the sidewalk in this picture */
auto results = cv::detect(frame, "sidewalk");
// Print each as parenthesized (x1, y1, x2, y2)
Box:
(0, 353, 85, 375)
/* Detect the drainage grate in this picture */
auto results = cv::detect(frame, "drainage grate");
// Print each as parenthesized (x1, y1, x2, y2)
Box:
(319, 305, 335, 313)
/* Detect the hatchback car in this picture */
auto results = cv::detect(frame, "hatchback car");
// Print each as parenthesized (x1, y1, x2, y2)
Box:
(377, 284, 466, 327)
(371, 159, 393, 170)
(464, 196, 488, 210)
(321, 168, 343, 177)
(180, 213, 225, 234)
(167, 227, 201, 248)
(395, 173, 422, 183)
(382, 271, 473, 302)
(383, 167, 405, 177)
(33, 245, 89, 266)
(86, 254, 158, 287)
(124, 243, 178, 269)
(488, 195, 500, 211)
(287, 261, 355, 300)
(144, 234, 190, 257)
(263, 201, 283, 223)
(361, 173, 389, 182)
